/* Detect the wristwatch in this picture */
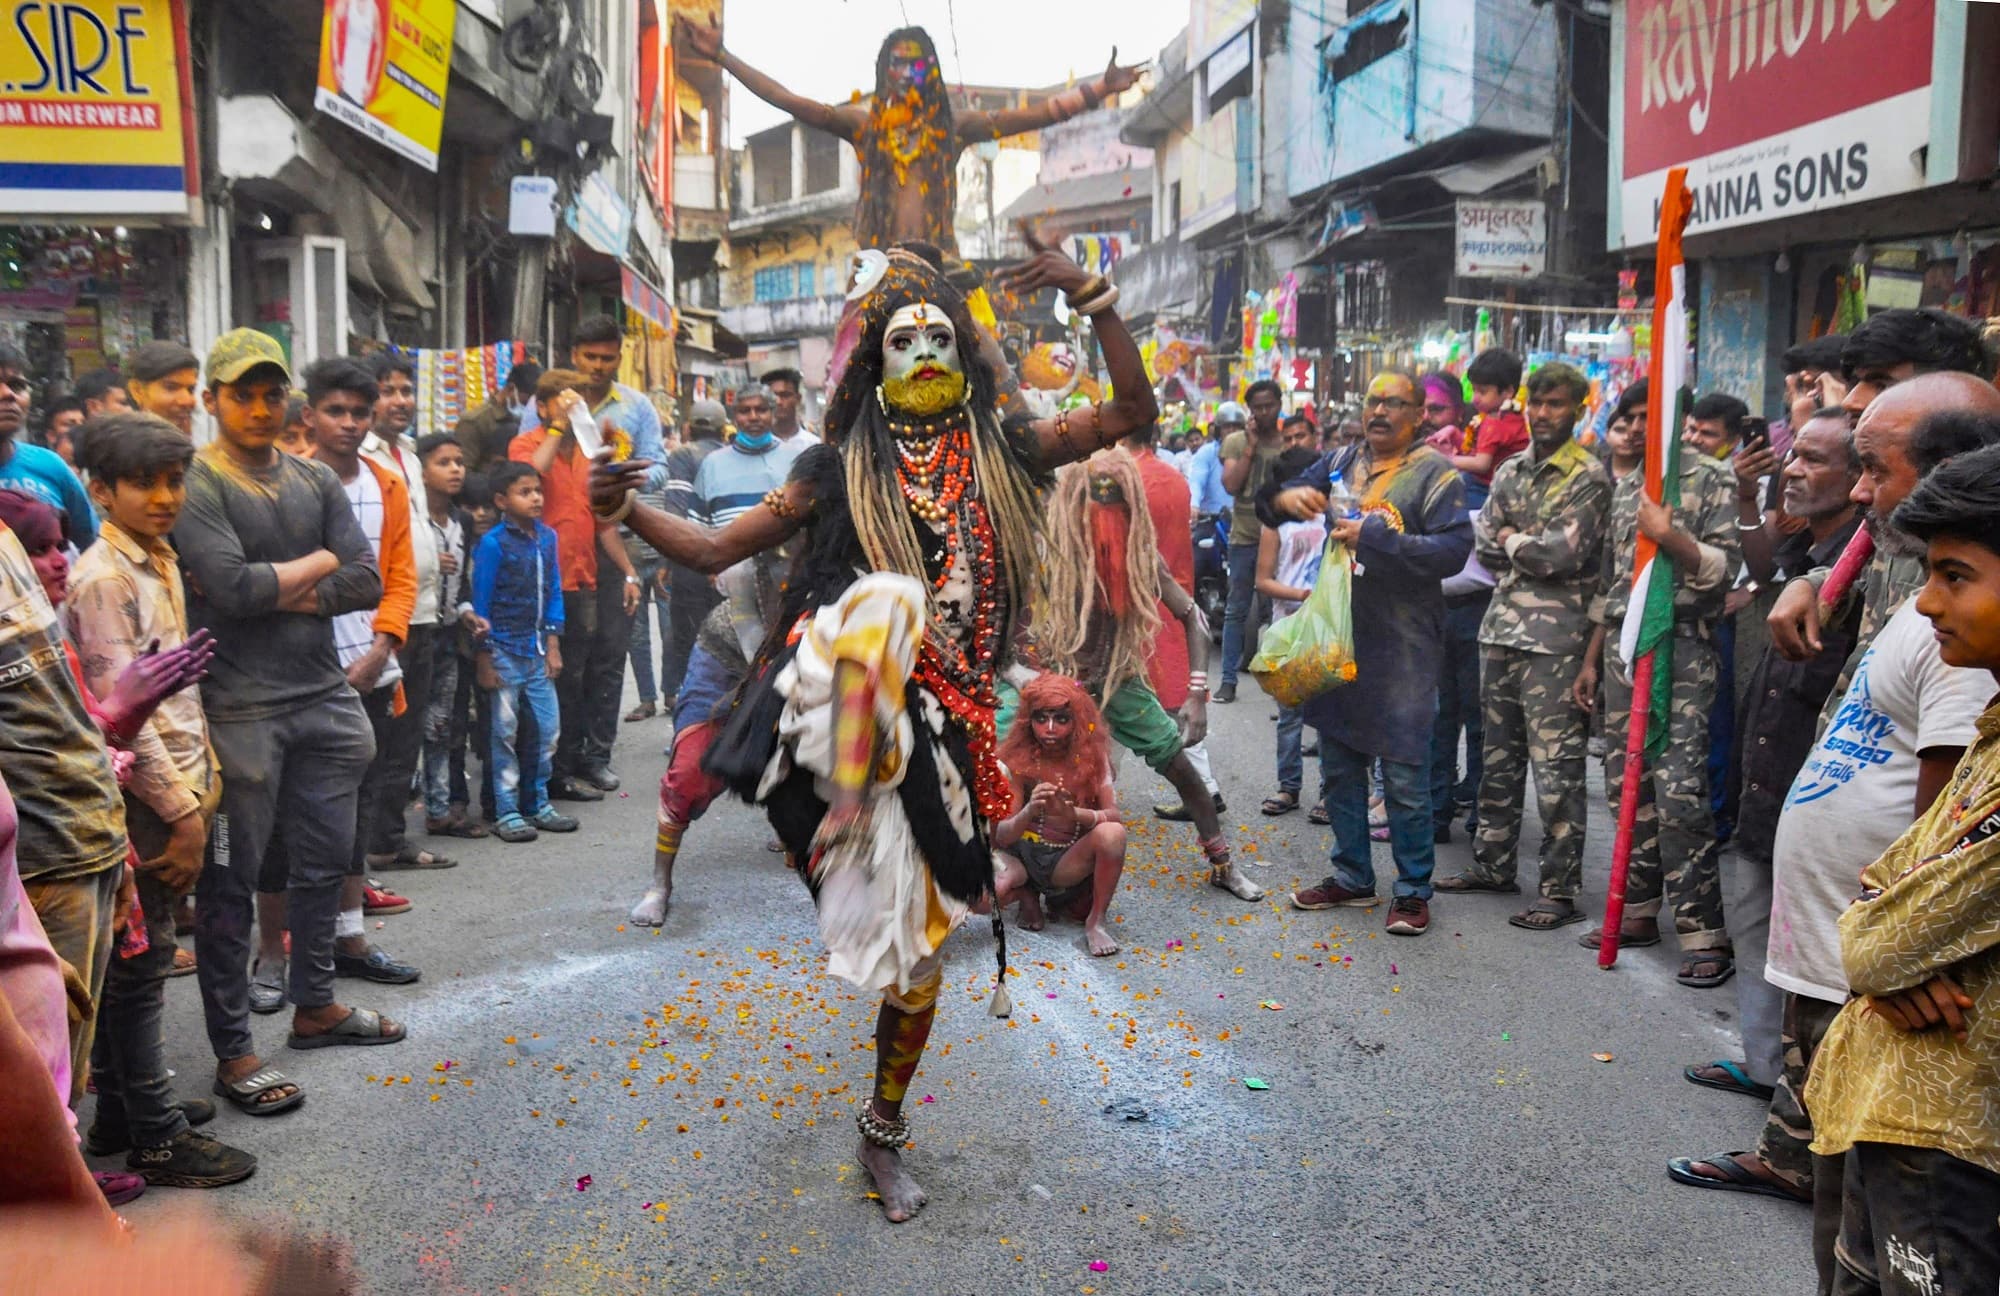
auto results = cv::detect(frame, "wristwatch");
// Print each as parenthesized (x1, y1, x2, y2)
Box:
(624, 575, 640, 585)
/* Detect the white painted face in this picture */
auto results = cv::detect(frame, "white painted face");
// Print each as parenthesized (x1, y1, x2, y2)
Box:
(883, 303, 961, 384)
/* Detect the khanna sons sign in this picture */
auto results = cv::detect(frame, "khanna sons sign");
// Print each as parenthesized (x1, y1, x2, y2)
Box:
(1614, 0, 1934, 248)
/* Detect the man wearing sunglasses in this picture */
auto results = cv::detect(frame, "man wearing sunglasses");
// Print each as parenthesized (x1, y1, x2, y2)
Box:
(0, 346, 96, 548)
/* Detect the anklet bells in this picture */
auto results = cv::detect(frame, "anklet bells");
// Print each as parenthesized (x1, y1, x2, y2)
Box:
(857, 1105, 912, 1148)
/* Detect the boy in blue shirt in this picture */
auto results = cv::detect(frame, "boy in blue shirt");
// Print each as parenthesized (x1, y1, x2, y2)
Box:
(0, 342, 95, 546)
(471, 462, 576, 843)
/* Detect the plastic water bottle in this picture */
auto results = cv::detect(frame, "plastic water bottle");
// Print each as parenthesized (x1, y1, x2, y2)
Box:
(1323, 479, 1360, 520)
(568, 400, 605, 459)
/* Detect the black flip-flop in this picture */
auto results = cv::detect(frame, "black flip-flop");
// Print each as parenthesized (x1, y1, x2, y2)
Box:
(288, 1006, 407, 1050)
(1678, 952, 1737, 988)
(1667, 1154, 1809, 1202)
(1683, 1059, 1773, 1101)
(1434, 873, 1522, 895)
(1508, 900, 1583, 930)
(370, 847, 457, 871)
(1579, 923, 1663, 950)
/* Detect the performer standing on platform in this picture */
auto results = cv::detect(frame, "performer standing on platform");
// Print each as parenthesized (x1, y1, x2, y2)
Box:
(676, 19, 1136, 253)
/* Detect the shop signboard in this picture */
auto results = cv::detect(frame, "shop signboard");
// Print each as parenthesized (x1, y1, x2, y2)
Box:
(567, 172, 633, 258)
(1615, 0, 1935, 248)
(0, 0, 197, 215)
(1455, 199, 1547, 279)
(315, 0, 457, 171)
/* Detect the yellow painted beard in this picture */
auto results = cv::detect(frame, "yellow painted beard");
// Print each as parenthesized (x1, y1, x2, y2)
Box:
(882, 369, 968, 417)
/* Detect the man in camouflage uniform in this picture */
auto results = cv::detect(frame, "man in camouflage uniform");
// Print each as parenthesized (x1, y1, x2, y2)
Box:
(1574, 387, 1742, 983)
(1437, 363, 1611, 928)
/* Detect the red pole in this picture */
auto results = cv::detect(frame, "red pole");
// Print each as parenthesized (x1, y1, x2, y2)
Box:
(1598, 650, 1654, 968)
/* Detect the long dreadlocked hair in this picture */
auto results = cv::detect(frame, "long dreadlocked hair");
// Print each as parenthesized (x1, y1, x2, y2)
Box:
(853, 28, 957, 251)
(820, 247, 1049, 653)
(1038, 449, 1162, 700)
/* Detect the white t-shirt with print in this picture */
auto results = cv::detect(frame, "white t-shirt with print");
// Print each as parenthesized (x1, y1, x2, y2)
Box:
(1765, 597, 1994, 1003)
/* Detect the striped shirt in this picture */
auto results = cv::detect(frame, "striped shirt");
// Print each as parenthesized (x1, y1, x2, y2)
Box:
(332, 465, 403, 691)
(690, 438, 808, 529)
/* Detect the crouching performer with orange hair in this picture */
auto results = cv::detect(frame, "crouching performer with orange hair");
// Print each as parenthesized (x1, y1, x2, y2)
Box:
(589, 237, 1167, 1223)
(992, 674, 1127, 955)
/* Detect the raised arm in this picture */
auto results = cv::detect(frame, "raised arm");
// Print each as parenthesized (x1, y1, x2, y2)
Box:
(992, 237, 1158, 471)
(678, 17, 861, 140)
(957, 50, 1139, 141)
(592, 458, 807, 576)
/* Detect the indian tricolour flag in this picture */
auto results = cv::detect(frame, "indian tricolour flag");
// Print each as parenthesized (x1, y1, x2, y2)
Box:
(1618, 167, 1694, 757)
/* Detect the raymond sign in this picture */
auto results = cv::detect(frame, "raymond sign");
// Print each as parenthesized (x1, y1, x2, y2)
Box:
(315, 0, 456, 171)
(1455, 199, 1547, 280)
(0, 0, 197, 214)
(1616, 0, 1934, 247)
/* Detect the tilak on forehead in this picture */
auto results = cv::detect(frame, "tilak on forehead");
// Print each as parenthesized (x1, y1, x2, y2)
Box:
(888, 302, 946, 332)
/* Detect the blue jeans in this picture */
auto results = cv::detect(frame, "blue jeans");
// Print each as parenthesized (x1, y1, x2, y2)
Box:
(626, 552, 671, 705)
(1220, 542, 1260, 688)
(1430, 598, 1488, 828)
(1318, 732, 1434, 899)
(490, 648, 559, 820)
(1708, 612, 1736, 835)
(1277, 702, 1310, 793)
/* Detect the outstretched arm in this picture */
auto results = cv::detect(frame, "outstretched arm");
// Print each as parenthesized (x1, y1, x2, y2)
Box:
(592, 459, 808, 575)
(678, 16, 861, 140)
(958, 50, 1139, 141)
(993, 235, 1158, 470)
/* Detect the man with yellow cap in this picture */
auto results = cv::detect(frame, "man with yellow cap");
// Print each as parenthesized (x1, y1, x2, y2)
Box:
(174, 329, 409, 1122)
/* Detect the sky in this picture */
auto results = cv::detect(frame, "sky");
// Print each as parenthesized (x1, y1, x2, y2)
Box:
(719, 0, 1190, 144)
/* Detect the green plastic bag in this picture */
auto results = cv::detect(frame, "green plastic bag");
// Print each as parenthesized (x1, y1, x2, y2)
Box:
(1246, 539, 1356, 707)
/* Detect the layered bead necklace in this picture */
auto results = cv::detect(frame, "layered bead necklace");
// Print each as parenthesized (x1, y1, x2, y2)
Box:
(888, 403, 1013, 822)
(888, 403, 973, 525)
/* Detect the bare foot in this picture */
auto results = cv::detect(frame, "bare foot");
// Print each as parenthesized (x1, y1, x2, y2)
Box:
(1017, 891, 1045, 932)
(630, 885, 671, 926)
(857, 1140, 927, 1222)
(1085, 922, 1120, 957)
(1210, 863, 1265, 901)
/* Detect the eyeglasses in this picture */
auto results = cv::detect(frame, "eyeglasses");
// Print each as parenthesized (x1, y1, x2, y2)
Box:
(1363, 396, 1415, 412)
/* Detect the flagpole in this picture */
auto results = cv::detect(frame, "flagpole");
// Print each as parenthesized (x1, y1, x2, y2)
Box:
(1600, 166, 1692, 970)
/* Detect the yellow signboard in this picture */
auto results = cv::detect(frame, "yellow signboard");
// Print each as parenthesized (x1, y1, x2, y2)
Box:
(315, 0, 456, 171)
(0, 0, 196, 215)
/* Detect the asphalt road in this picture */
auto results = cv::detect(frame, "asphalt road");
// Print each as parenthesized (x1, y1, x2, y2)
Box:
(117, 678, 1814, 1294)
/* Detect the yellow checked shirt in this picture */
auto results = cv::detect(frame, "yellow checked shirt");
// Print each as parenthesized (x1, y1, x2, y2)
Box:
(1806, 695, 2000, 1173)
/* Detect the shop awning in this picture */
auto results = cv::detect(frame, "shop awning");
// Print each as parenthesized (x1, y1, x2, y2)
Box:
(1409, 147, 1549, 197)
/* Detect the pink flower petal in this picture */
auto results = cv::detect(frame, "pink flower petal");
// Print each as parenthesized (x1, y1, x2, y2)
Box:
(1090, 1261, 1109, 1273)
(575, 1175, 592, 1191)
